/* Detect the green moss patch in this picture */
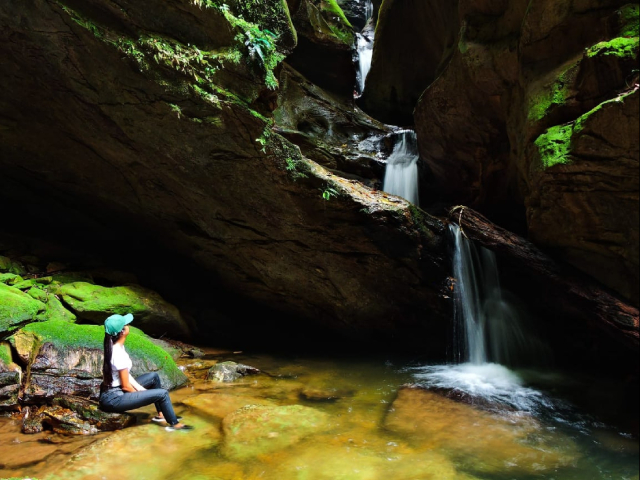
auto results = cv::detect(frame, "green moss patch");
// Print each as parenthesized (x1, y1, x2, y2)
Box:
(0, 256, 26, 275)
(587, 37, 639, 59)
(0, 341, 13, 366)
(0, 283, 46, 334)
(534, 124, 574, 169)
(617, 4, 640, 38)
(27, 288, 77, 323)
(58, 282, 155, 320)
(528, 64, 579, 123)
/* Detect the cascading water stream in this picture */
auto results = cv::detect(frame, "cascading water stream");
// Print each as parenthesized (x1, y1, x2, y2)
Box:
(355, 0, 374, 96)
(356, 33, 374, 95)
(383, 130, 420, 205)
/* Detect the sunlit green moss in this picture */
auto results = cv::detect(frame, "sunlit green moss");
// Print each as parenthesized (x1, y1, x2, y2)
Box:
(528, 66, 578, 123)
(0, 342, 12, 366)
(587, 37, 639, 59)
(617, 4, 640, 37)
(534, 124, 574, 169)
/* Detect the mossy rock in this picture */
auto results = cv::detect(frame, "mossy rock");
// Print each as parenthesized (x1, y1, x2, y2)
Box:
(0, 273, 21, 285)
(27, 287, 77, 323)
(56, 282, 191, 338)
(221, 404, 331, 460)
(11, 321, 187, 401)
(0, 255, 26, 275)
(0, 283, 46, 335)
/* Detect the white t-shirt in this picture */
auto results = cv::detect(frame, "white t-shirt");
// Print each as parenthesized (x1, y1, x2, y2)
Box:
(111, 344, 133, 387)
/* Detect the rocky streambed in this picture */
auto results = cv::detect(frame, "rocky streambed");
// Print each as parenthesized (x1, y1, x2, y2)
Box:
(1, 351, 639, 479)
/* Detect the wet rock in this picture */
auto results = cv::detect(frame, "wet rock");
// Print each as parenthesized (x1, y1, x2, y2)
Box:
(221, 404, 331, 460)
(56, 282, 192, 339)
(384, 386, 579, 475)
(207, 361, 261, 383)
(22, 397, 135, 435)
(11, 321, 187, 402)
(275, 63, 390, 185)
(0, 343, 21, 411)
(0, 283, 45, 335)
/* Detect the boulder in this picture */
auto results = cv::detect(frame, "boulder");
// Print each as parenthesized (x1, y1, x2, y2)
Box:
(0, 283, 46, 335)
(207, 361, 261, 382)
(221, 404, 331, 460)
(10, 320, 187, 402)
(21, 396, 136, 435)
(384, 386, 579, 476)
(57, 282, 192, 339)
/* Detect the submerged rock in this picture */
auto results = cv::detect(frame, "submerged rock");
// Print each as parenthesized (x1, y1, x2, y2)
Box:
(221, 404, 331, 460)
(183, 392, 275, 420)
(384, 386, 579, 476)
(207, 361, 261, 382)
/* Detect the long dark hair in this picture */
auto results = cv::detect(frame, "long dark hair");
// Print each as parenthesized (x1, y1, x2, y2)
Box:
(100, 331, 123, 394)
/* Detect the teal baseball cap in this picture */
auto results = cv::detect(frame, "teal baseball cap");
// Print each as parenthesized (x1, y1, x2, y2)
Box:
(104, 313, 134, 336)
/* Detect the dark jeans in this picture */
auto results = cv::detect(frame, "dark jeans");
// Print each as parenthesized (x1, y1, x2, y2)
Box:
(99, 372, 179, 426)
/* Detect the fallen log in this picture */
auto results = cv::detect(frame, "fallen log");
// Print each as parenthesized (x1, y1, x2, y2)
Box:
(448, 207, 639, 351)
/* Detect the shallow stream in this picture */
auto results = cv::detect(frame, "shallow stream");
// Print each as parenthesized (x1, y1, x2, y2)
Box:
(1, 351, 638, 480)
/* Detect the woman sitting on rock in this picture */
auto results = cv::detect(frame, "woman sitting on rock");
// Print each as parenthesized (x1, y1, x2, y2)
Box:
(98, 313, 193, 432)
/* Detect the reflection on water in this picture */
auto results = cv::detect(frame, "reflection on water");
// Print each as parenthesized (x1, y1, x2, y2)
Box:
(0, 352, 637, 480)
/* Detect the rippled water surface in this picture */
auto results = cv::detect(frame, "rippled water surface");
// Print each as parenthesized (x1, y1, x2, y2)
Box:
(1, 351, 638, 480)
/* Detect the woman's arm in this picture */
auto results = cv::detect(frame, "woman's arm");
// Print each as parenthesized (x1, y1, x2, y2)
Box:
(118, 369, 146, 392)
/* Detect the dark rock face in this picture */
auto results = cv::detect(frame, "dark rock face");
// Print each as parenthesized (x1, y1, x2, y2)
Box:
(0, 355, 21, 410)
(359, 0, 460, 125)
(275, 63, 391, 187)
(414, 0, 639, 304)
(0, 0, 453, 350)
(286, 0, 356, 95)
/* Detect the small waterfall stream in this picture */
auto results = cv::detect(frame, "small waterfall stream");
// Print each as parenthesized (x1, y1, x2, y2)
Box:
(383, 130, 420, 205)
(356, 33, 374, 95)
(355, 0, 375, 96)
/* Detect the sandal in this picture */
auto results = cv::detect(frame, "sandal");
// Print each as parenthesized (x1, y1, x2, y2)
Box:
(152, 415, 182, 423)
(165, 424, 194, 432)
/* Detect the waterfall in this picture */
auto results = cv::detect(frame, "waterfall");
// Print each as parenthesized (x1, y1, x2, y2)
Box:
(355, 0, 375, 96)
(356, 33, 374, 95)
(450, 224, 539, 366)
(383, 130, 420, 205)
